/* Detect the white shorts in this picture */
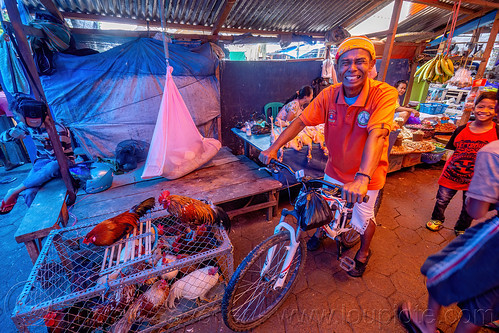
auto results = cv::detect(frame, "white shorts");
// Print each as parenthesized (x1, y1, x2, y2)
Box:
(324, 174, 379, 235)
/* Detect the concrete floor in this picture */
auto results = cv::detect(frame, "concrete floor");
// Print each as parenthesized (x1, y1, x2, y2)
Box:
(0, 162, 495, 332)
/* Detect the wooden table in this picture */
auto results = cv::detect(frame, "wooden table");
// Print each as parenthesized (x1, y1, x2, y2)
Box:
(232, 127, 329, 181)
(71, 149, 283, 225)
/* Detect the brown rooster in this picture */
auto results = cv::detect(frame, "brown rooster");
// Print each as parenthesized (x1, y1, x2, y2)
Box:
(83, 197, 155, 246)
(158, 191, 231, 231)
(112, 279, 169, 333)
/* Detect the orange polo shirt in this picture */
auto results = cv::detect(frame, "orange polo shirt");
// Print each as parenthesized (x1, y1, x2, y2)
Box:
(299, 79, 397, 190)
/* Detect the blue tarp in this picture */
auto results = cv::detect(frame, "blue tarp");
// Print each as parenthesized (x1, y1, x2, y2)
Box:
(39, 38, 220, 159)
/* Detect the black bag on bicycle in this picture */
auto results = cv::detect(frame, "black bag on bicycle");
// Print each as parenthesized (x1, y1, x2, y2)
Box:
(295, 188, 334, 231)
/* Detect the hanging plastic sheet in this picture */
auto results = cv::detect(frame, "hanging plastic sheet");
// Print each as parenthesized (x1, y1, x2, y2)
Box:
(142, 66, 220, 180)
(39, 38, 220, 159)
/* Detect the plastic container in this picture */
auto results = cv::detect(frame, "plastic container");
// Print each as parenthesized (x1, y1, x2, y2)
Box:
(421, 147, 446, 164)
(419, 103, 448, 115)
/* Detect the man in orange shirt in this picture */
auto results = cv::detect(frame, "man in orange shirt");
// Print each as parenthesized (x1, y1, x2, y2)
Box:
(259, 36, 397, 277)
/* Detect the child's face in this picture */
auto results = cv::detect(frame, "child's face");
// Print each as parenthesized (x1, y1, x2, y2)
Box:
(474, 98, 497, 123)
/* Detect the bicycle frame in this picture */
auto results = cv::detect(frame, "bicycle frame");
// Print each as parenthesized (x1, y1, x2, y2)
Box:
(261, 209, 302, 290)
(258, 160, 364, 289)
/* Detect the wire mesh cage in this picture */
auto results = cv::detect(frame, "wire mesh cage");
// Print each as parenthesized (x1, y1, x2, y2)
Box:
(11, 208, 233, 332)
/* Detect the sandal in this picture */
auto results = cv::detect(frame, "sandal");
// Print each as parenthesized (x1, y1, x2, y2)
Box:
(348, 249, 372, 277)
(397, 303, 443, 333)
(426, 220, 444, 232)
(0, 198, 16, 215)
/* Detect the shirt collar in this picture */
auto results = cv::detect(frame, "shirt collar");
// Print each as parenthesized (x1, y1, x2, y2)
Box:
(337, 78, 371, 107)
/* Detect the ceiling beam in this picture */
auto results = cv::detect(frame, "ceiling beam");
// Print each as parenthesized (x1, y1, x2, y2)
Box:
(405, 0, 475, 14)
(379, 0, 404, 81)
(342, 0, 387, 29)
(38, 0, 65, 22)
(212, 0, 236, 35)
(430, 8, 493, 39)
(448, 0, 499, 9)
(63, 12, 325, 39)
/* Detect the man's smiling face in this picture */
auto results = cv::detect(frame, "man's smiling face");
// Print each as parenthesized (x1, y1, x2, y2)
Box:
(337, 49, 376, 97)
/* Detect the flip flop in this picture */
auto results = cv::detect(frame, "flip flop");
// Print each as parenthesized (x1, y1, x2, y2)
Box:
(0, 198, 17, 215)
(397, 303, 422, 333)
(0, 176, 17, 184)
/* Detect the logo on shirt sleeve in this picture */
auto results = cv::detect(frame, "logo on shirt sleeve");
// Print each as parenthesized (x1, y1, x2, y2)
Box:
(328, 109, 337, 123)
(357, 110, 370, 128)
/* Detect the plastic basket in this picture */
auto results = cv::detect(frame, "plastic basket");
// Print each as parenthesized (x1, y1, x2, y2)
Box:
(421, 147, 446, 164)
(433, 103, 448, 114)
(419, 103, 448, 115)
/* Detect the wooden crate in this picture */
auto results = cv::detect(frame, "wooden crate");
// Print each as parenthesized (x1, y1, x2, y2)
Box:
(402, 153, 422, 168)
(388, 154, 404, 173)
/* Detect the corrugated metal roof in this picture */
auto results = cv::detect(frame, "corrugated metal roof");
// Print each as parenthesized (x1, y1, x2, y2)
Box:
(19, 0, 498, 39)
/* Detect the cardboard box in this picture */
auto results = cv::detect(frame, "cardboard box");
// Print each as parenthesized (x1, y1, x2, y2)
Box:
(388, 154, 404, 173)
(402, 153, 422, 168)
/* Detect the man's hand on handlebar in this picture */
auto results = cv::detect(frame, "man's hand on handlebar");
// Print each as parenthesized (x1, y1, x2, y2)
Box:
(342, 177, 369, 204)
(259, 148, 279, 165)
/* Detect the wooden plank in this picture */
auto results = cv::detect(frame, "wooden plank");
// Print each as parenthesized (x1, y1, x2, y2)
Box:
(212, 0, 237, 35)
(379, 0, 404, 82)
(72, 172, 281, 221)
(342, 0, 387, 29)
(451, 0, 499, 9)
(25, 241, 40, 264)
(39, 0, 65, 22)
(62, 12, 325, 39)
(14, 179, 66, 243)
(476, 10, 499, 78)
(405, 0, 475, 14)
(76, 155, 264, 205)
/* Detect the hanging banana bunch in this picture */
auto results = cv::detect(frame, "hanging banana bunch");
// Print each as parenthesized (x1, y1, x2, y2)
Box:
(414, 54, 454, 84)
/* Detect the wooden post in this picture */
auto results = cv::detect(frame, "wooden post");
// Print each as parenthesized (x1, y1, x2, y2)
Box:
(379, 0, 404, 82)
(404, 43, 425, 105)
(39, 0, 65, 23)
(4, 0, 76, 203)
(476, 10, 499, 78)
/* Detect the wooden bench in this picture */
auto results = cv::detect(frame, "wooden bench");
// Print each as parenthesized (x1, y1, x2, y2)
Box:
(14, 178, 69, 263)
(71, 152, 282, 226)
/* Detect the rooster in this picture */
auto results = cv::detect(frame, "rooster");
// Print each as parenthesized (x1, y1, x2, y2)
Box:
(167, 266, 219, 308)
(83, 198, 155, 246)
(158, 191, 230, 231)
(112, 280, 169, 333)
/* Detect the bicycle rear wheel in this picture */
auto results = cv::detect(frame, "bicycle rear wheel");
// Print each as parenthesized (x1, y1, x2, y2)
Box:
(222, 230, 306, 331)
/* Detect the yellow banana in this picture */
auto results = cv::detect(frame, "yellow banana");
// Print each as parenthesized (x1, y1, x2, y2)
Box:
(446, 57, 454, 74)
(423, 58, 436, 81)
(428, 63, 436, 80)
(415, 62, 428, 77)
(440, 57, 453, 76)
(435, 56, 442, 76)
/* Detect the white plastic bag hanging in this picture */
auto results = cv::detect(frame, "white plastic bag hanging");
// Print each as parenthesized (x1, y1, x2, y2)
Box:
(142, 66, 221, 180)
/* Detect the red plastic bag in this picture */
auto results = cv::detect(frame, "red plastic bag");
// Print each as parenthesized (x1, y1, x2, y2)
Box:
(142, 66, 220, 180)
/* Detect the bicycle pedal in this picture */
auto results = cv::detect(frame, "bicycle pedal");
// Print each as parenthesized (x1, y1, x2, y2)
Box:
(339, 256, 355, 272)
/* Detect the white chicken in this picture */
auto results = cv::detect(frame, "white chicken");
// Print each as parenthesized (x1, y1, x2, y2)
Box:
(167, 266, 219, 308)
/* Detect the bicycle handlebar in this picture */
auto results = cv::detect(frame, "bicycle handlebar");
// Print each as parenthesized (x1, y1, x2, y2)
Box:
(267, 159, 369, 204)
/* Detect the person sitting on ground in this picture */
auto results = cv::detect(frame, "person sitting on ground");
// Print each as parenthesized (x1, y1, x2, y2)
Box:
(0, 95, 74, 214)
(260, 36, 397, 277)
(426, 91, 498, 236)
(275, 85, 314, 126)
(393, 80, 419, 125)
(397, 137, 499, 333)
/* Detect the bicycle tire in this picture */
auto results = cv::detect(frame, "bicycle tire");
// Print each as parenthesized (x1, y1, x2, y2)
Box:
(222, 230, 306, 331)
(340, 188, 384, 248)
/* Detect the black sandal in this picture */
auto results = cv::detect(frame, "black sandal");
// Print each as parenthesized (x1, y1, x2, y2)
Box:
(347, 249, 372, 277)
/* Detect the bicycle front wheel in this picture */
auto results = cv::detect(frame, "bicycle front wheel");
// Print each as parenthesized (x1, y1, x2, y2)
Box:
(222, 230, 306, 331)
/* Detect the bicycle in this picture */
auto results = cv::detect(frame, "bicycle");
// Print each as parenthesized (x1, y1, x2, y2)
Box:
(222, 160, 381, 331)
